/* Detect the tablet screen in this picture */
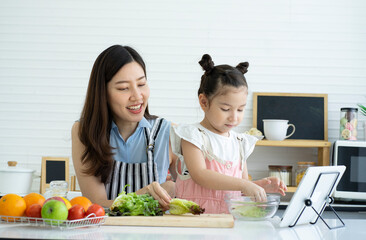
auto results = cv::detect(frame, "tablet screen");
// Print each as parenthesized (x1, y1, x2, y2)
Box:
(279, 166, 346, 227)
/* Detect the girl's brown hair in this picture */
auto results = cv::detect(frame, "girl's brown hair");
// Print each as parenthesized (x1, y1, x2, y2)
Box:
(198, 54, 249, 101)
(79, 45, 155, 183)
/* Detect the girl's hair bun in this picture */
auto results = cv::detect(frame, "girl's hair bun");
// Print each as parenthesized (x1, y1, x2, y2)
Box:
(236, 62, 249, 74)
(199, 54, 214, 72)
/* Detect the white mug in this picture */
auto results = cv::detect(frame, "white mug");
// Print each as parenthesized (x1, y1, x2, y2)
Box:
(263, 119, 296, 141)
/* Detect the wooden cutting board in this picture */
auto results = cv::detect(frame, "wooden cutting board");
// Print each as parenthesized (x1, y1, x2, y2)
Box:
(104, 214, 234, 228)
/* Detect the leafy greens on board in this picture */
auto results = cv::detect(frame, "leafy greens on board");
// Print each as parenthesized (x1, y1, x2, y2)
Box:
(109, 191, 163, 216)
(109, 186, 205, 216)
(169, 198, 205, 215)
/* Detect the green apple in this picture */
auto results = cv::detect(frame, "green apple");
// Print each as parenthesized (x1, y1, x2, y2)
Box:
(41, 200, 68, 225)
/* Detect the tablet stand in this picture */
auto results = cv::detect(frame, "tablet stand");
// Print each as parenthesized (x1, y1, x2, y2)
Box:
(289, 172, 345, 230)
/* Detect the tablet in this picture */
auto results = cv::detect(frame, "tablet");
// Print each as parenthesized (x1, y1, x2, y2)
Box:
(279, 165, 346, 228)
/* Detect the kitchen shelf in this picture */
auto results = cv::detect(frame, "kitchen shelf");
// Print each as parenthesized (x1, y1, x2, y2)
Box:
(256, 139, 331, 148)
(256, 139, 331, 166)
(286, 187, 297, 193)
(256, 139, 332, 193)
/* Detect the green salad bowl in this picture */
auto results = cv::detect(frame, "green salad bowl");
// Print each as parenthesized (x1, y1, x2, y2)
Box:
(225, 194, 280, 221)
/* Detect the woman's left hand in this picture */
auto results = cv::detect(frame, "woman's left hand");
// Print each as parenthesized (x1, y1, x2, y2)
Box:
(137, 182, 172, 211)
(254, 177, 287, 196)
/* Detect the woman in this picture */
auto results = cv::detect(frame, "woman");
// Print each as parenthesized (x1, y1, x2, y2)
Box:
(72, 45, 177, 208)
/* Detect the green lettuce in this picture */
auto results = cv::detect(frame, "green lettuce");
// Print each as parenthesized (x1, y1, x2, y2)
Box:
(169, 198, 205, 215)
(232, 205, 268, 218)
(109, 191, 163, 216)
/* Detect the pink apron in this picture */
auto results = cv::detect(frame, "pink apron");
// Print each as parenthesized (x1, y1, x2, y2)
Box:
(175, 129, 244, 214)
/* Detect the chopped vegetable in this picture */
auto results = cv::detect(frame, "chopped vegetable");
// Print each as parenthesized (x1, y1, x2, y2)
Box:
(232, 205, 268, 218)
(169, 198, 205, 215)
(109, 191, 163, 216)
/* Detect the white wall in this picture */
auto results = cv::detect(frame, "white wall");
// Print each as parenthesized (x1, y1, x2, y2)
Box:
(1, 0, 366, 192)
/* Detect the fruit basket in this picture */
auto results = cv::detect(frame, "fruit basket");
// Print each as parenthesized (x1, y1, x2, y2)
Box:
(0, 214, 107, 230)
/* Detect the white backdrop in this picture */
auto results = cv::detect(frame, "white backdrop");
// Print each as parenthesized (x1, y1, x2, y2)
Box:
(1, 0, 366, 191)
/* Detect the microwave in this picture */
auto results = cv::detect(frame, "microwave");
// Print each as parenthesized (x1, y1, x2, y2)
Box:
(332, 140, 366, 201)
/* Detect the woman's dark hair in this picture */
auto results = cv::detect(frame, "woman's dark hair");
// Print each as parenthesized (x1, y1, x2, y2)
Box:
(198, 54, 249, 101)
(79, 45, 155, 183)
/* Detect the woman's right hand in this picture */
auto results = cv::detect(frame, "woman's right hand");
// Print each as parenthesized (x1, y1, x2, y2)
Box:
(241, 179, 267, 202)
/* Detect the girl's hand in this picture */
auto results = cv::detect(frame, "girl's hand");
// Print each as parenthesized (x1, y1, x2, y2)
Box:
(254, 177, 287, 196)
(241, 179, 267, 202)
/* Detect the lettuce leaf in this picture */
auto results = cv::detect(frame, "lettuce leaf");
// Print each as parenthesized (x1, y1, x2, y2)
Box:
(232, 205, 268, 218)
(109, 191, 163, 216)
(169, 198, 205, 215)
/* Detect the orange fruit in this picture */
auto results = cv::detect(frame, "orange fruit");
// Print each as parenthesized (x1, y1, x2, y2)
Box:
(60, 197, 72, 210)
(70, 196, 92, 212)
(0, 194, 27, 221)
(23, 192, 45, 209)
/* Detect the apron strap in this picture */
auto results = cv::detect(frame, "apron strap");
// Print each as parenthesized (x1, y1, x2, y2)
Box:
(176, 128, 210, 179)
(176, 128, 219, 180)
(175, 128, 245, 182)
(198, 128, 224, 162)
(105, 118, 164, 199)
(198, 128, 212, 157)
(237, 136, 245, 170)
(145, 118, 163, 183)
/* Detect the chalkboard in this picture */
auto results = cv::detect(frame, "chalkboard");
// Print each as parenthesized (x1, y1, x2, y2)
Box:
(40, 157, 69, 194)
(253, 93, 328, 140)
(45, 161, 66, 184)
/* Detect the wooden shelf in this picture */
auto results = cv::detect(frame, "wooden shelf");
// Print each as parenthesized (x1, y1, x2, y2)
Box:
(255, 139, 332, 179)
(286, 186, 297, 193)
(256, 139, 331, 148)
(256, 139, 332, 189)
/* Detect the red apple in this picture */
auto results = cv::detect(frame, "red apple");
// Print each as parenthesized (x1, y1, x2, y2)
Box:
(86, 203, 105, 217)
(68, 204, 86, 220)
(25, 204, 42, 218)
(44, 196, 65, 206)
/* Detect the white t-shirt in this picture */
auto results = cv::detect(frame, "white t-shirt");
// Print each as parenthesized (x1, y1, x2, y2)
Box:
(170, 123, 258, 168)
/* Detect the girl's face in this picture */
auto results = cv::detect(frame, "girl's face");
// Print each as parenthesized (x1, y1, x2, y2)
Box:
(200, 86, 248, 136)
(107, 61, 150, 125)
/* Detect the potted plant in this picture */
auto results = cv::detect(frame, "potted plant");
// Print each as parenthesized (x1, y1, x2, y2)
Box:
(359, 104, 366, 116)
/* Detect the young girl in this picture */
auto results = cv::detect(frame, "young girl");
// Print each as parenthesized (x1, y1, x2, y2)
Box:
(170, 54, 287, 214)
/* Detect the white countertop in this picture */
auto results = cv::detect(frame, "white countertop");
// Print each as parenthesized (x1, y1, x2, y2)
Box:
(0, 211, 365, 239)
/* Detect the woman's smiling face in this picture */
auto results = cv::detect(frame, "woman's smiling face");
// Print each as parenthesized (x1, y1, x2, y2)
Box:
(107, 61, 150, 125)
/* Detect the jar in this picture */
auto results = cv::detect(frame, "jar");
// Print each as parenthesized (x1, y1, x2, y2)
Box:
(268, 165, 292, 186)
(295, 162, 315, 186)
(340, 108, 358, 140)
(43, 180, 68, 199)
